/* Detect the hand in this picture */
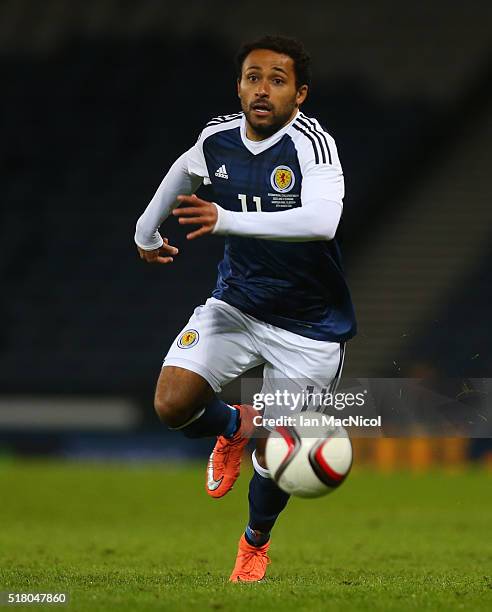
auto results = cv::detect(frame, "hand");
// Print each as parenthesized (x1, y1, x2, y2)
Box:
(137, 238, 179, 264)
(172, 194, 218, 240)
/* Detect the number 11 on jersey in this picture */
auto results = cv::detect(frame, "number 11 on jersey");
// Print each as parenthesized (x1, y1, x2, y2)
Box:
(238, 194, 262, 212)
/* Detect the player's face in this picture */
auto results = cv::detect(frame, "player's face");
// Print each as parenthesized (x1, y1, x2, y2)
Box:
(238, 49, 308, 141)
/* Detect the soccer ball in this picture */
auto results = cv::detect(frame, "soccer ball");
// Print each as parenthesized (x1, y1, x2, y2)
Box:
(265, 411, 353, 498)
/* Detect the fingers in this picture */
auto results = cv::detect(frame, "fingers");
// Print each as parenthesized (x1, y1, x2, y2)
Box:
(186, 226, 212, 240)
(177, 217, 212, 225)
(172, 207, 203, 217)
(173, 195, 217, 240)
(159, 242, 179, 255)
(173, 204, 215, 226)
(144, 253, 175, 264)
(140, 252, 174, 264)
(176, 194, 206, 206)
(137, 238, 178, 265)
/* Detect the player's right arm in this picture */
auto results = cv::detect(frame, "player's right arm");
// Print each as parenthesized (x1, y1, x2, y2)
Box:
(135, 150, 204, 264)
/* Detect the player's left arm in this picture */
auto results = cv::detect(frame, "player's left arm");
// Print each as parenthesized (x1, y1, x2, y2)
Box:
(173, 162, 344, 242)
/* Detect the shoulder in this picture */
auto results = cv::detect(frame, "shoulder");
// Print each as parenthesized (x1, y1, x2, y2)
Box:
(205, 112, 243, 127)
(196, 113, 243, 145)
(287, 112, 339, 167)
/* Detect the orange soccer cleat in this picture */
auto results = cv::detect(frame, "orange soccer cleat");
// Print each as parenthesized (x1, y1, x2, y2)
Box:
(229, 534, 271, 582)
(206, 404, 256, 499)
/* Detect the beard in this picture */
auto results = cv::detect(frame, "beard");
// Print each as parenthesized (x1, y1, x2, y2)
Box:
(243, 103, 297, 139)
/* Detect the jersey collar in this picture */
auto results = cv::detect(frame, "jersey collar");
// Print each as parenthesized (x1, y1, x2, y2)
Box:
(240, 110, 300, 155)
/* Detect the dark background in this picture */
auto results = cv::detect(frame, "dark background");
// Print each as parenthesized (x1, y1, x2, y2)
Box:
(1, 0, 491, 457)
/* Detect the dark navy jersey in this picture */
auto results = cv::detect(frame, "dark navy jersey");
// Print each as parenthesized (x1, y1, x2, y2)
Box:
(186, 111, 357, 342)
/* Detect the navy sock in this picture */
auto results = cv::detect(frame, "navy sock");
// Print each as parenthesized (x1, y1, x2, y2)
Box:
(246, 470, 290, 546)
(174, 397, 239, 439)
(223, 406, 240, 438)
(245, 525, 270, 547)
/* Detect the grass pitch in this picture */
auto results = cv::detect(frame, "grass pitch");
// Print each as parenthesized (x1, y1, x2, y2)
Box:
(0, 460, 491, 611)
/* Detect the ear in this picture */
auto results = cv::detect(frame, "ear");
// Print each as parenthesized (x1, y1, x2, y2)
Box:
(237, 78, 241, 99)
(295, 84, 308, 107)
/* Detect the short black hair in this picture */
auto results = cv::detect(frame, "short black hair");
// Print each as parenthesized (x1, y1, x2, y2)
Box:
(236, 35, 311, 90)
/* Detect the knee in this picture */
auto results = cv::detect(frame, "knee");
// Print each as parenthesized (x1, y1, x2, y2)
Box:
(255, 449, 267, 468)
(255, 437, 268, 469)
(154, 366, 213, 429)
(154, 385, 191, 428)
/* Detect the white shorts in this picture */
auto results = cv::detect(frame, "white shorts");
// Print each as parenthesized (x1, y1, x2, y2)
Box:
(163, 298, 345, 420)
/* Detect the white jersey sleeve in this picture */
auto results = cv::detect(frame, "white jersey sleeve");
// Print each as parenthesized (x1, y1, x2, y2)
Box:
(212, 195, 342, 242)
(212, 120, 344, 242)
(134, 148, 204, 251)
(185, 134, 209, 180)
(134, 119, 243, 250)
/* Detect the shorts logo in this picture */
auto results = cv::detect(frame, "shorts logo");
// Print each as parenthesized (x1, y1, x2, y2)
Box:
(177, 329, 199, 349)
(271, 165, 295, 193)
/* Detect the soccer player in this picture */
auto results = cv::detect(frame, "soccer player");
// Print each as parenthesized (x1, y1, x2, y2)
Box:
(134, 35, 356, 582)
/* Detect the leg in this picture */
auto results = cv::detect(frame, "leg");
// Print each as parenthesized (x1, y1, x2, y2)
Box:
(154, 365, 214, 428)
(229, 436, 290, 583)
(157, 299, 264, 496)
(154, 365, 238, 437)
(245, 436, 290, 545)
(230, 327, 346, 581)
(242, 336, 345, 540)
(156, 299, 262, 438)
(254, 436, 268, 467)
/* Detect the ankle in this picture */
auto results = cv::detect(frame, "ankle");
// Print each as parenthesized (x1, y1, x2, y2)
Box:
(245, 525, 270, 547)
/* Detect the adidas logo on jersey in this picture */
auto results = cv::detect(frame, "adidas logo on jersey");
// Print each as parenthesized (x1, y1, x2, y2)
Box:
(214, 164, 229, 179)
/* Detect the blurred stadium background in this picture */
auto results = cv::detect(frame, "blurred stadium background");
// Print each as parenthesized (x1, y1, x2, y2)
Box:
(1, 0, 491, 468)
